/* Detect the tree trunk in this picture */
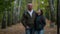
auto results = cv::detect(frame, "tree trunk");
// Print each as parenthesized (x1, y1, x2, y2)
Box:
(57, 0, 60, 28)
(1, 10, 7, 29)
(57, 0, 60, 34)
(49, 0, 55, 28)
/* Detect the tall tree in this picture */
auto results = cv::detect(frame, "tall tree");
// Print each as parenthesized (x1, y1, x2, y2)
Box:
(57, 0, 60, 28)
(1, 9, 7, 29)
(49, 0, 55, 27)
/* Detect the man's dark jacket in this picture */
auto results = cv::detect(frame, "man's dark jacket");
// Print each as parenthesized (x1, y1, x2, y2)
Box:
(21, 10, 37, 28)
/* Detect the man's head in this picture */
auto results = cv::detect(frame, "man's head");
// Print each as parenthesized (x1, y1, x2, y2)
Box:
(27, 2, 32, 11)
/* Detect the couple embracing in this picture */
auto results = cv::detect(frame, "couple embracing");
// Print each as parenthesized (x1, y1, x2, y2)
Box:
(21, 2, 46, 34)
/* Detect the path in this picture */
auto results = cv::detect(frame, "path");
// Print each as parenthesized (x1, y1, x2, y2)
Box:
(0, 19, 57, 34)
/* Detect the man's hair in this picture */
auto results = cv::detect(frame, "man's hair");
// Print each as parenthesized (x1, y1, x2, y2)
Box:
(28, 2, 32, 3)
(27, 2, 32, 5)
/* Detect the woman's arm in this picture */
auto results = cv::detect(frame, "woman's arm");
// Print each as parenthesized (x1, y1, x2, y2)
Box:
(41, 16, 46, 27)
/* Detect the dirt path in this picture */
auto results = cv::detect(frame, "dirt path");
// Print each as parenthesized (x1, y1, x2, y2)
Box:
(0, 19, 57, 34)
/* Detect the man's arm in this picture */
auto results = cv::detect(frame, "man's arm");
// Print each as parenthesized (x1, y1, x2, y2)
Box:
(21, 13, 27, 27)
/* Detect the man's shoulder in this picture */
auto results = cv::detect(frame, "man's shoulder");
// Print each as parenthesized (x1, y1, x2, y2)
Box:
(32, 10, 36, 13)
(23, 11, 27, 15)
(33, 10, 38, 16)
(24, 10, 36, 14)
(33, 10, 36, 12)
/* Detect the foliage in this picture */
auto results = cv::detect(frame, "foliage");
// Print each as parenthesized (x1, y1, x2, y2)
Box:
(32, 0, 57, 22)
(0, 0, 57, 25)
(0, 0, 14, 23)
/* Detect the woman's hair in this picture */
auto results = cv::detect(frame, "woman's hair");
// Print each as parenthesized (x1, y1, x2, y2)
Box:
(38, 9, 43, 15)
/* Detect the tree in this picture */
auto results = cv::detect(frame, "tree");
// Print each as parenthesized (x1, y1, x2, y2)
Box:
(0, 0, 14, 29)
(48, 0, 55, 27)
(57, 0, 60, 28)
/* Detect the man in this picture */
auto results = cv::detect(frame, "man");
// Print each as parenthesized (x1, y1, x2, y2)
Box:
(21, 2, 37, 34)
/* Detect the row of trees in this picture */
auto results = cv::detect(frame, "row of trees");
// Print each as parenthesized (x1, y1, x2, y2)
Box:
(0, 0, 32, 29)
(0, 0, 14, 28)
(0, 0, 58, 29)
(32, 0, 57, 27)
(0, 0, 22, 29)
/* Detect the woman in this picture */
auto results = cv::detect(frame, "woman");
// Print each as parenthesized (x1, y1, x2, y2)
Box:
(34, 9, 46, 34)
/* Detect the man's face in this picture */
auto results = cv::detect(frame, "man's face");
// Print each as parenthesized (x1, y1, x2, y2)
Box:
(27, 3, 32, 10)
